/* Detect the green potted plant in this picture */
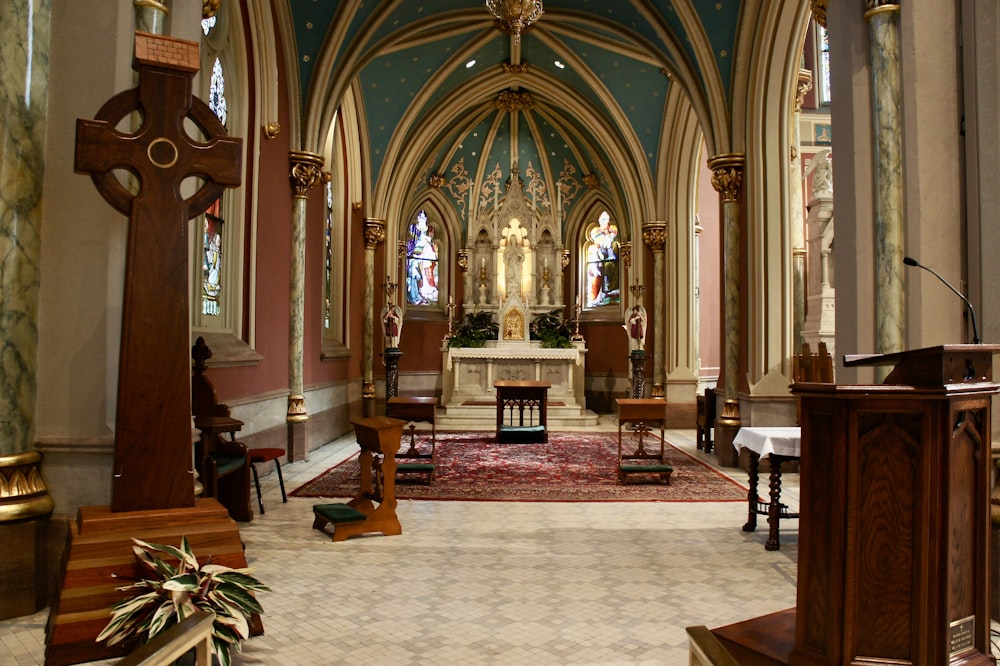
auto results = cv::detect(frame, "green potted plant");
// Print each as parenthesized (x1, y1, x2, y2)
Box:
(447, 309, 499, 347)
(97, 536, 269, 666)
(530, 308, 574, 348)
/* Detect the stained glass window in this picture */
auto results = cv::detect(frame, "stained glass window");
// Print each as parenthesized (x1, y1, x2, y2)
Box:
(583, 210, 620, 308)
(405, 210, 439, 306)
(208, 57, 227, 126)
(202, 200, 223, 317)
(818, 25, 831, 105)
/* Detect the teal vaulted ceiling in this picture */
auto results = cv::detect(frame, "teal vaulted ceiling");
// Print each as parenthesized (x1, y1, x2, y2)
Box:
(286, 0, 745, 238)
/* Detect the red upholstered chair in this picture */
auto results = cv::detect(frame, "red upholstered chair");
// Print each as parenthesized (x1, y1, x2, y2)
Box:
(249, 448, 287, 514)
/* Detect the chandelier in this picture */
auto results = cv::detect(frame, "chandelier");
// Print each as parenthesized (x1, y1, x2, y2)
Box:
(485, 0, 543, 44)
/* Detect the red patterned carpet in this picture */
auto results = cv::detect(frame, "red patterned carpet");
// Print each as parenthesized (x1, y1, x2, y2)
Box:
(291, 431, 747, 502)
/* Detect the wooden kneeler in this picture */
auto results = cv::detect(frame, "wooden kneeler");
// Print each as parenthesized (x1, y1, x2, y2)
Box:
(616, 398, 673, 485)
(312, 417, 405, 541)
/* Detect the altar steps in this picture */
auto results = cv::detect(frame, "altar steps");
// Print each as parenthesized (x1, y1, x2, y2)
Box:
(436, 401, 600, 430)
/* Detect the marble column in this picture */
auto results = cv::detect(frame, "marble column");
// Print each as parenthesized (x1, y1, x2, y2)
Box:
(709, 154, 744, 467)
(792, 69, 813, 350)
(865, 1, 905, 366)
(643, 222, 667, 397)
(0, 0, 54, 619)
(287, 151, 324, 459)
(363, 218, 386, 415)
(134, 0, 168, 34)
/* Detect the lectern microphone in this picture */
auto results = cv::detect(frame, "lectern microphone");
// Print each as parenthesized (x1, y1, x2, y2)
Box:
(903, 256, 981, 344)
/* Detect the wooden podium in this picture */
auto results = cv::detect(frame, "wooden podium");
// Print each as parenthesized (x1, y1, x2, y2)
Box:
(698, 345, 1000, 666)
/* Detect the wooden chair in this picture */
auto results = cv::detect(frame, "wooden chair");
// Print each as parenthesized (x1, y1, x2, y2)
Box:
(192, 337, 252, 522)
(616, 398, 673, 484)
(387, 396, 437, 484)
(312, 416, 404, 541)
(696, 388, 716, 453)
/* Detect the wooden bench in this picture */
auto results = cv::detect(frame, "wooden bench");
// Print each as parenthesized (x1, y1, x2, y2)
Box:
(312, 416, 404, 541)
(616, 398, 673, 484)
(192, 337, 252, 522)
(387, 396, 437, 483)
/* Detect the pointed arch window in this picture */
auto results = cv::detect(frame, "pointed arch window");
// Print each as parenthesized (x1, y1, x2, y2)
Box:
(582, 210, 620, 308)
(193, 0, 247, 341)
(405, 210, 440, 306)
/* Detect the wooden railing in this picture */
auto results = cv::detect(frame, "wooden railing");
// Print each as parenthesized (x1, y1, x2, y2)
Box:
(115, 611, 215, 666)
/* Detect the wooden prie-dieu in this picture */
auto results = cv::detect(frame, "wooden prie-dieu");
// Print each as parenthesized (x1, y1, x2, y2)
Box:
(47, 32, 247, 666)
(696, 345, 1000, 666)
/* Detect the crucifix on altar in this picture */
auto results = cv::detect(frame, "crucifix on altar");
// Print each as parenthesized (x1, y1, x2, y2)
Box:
(47, 32, 250, 666)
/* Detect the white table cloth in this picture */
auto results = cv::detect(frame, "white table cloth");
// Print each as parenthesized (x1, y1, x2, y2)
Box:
(733, 426, 801, 459)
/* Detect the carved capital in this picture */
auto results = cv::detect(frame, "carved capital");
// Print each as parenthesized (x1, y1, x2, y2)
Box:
(288, 150, 325, 198)
(708, 153, 745, 202)
(457, 249, 470, 273)
(264, 121, 281, 139)
(364, 218, 386, 250)
(561, 249, 570, 271)
(620, 241, 632, 269)
(0, 450, 54, 522)
(642, 221, 667, 253)
(795, 69, 814, 113)
(428, 173, 446, 188)
(362, 380, 376, 399)
(811, 0, 828, 27)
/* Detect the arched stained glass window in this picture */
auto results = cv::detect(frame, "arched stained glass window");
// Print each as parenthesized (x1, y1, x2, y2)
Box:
(583, 210, 620, 308)
(324, 180, 334, 329)
(405, 210, 440, 306)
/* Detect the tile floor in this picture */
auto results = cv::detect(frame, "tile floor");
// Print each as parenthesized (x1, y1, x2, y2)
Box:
(4, 424, 804, 665)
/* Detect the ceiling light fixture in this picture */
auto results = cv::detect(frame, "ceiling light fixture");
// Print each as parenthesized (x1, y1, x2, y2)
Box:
(485, 0, 543, 45)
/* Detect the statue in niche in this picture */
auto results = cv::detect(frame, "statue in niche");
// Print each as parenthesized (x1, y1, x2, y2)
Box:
(501, 218, 528, 298)
(805, 148, 833, 197)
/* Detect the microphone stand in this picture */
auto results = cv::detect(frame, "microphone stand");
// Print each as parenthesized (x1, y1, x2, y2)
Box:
(903, 256, 981, 344)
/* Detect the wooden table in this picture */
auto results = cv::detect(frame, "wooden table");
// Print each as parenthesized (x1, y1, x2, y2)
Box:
(733, 426, 800, 551)
(494, 380, 550, 443)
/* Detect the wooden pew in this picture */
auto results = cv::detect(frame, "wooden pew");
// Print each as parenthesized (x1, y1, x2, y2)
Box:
(191, 337, 252, 523)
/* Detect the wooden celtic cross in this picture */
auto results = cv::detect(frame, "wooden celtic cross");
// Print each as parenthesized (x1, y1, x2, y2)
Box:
(74, 32, 242, 512)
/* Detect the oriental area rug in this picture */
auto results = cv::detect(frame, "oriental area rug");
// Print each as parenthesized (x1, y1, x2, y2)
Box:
(290, 431, 748, 502)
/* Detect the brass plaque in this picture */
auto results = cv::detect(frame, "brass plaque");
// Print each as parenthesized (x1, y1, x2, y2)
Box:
(949, 615, 975, 657)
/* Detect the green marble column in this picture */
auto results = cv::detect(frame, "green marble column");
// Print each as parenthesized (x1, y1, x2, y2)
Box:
(133, 0, 168, 34)
(866, 1, 905, 365)
(287, 152, 324, 458)
(709, 155, 744, 467)
(643, 222, 667, 396)
(363, 219, 386, 415)
(0, 0, 54, 619)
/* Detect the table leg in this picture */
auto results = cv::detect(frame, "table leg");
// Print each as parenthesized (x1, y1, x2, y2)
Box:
(742, 451, 759, 532)
(765, 456, 785, 551)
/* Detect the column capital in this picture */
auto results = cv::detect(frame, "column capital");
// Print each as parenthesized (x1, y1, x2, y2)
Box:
(288, 150, 326, 198)
(795, 69, 814, 113)
(457, 248, 470, 273)
(708, 153, 745, 202)
(642, 221, 667, 253)
(364, 218, 386, 250)
(811, 0, 828, 27)
(864, 1, 900, 21)
(620, 241, 632, 269)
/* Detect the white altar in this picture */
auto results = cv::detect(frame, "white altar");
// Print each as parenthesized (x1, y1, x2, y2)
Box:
(438, 341, 598, 429)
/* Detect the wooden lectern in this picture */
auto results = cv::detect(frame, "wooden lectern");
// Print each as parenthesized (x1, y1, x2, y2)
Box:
(696, 345, 1000, 666)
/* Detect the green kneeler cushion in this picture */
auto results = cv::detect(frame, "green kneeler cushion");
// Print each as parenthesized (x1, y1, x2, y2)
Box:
(313, 503, 367, 524)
